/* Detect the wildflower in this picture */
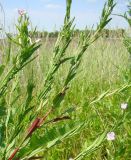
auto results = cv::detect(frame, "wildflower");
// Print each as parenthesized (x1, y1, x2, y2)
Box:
(18, 9, 26, 16)
(107, 132, 115, 141)
(121, 103, 128, 110)
(69, 158, 74, 160)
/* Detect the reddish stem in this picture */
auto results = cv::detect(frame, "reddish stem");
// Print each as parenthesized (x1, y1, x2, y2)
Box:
(27, 108, 52, 138)
(27, 118, 41, 137)
(37, 108, 52, 127)
(8, 109, 52, 159)
(8, 148, 19, 160)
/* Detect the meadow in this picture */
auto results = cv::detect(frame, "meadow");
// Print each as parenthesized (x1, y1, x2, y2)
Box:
(22, 38, 130, 159)
(0, 0, 131, 159)
(21, 37, 131, 159)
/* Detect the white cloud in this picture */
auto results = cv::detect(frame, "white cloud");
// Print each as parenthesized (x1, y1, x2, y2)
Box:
(45, 4, 62, 9)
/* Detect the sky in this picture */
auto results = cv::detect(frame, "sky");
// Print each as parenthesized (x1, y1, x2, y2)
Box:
(0, 0, 129, 32)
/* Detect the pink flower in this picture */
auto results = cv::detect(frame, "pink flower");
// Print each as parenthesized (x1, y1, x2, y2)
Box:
(18, 9, 26, 16)
(107, 132, 115, 141)
(121, 103, 128, 110)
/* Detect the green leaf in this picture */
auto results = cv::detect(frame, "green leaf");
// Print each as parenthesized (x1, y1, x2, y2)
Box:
(0, 124, 5, 148)
(0, 97, 6, 117)
(0, 65, 5, 76)
(17, 121, 86, 159)
(53, 92, 65, 108)
(74, 131, 107, 160)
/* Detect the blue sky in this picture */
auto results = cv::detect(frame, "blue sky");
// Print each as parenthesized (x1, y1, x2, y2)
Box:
(1, 0, 129, 32)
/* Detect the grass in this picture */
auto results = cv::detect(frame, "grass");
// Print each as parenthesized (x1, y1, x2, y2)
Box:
(4, 37, 131, 159)
(41, 37, 130, 160)
(29, 37, 128, 95)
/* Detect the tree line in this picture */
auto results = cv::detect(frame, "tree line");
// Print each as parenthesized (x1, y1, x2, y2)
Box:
(31, 28, 125, 38)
